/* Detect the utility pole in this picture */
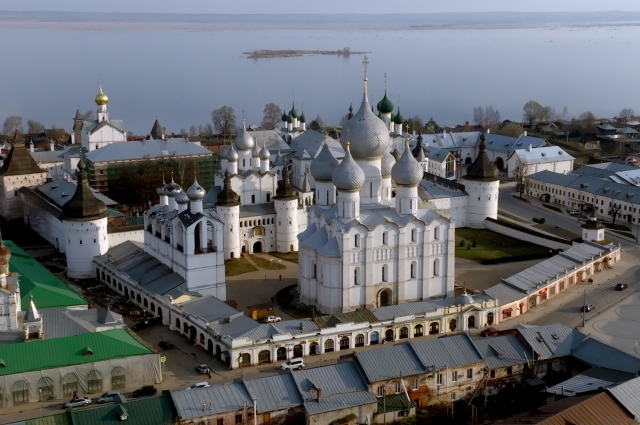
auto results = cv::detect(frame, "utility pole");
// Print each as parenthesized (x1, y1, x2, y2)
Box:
(582, 289, 587, 328)
(383, 387, 386, 425)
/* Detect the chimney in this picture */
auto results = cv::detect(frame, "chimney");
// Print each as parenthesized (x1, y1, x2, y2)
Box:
(317, 388, 322, 402)
(524, 130, 528, 136)
(528, 144, 532, 152)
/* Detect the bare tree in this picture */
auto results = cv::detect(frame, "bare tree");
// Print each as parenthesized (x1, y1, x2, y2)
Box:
(497, 123, 523, 137)
(473, 106, 484, 126)
(610, 203, 622, 225)
(309, 116, 325, 131)
(484, 106, 501, 125)
(522, 101, 543, 127)
(578, 111, 596, 136)
(47, 126, 67, 143)
(513, 158, 533, 198)
(261, 103, 282, 130)
(3, 116, 23, 134)
(211, 106, 236, 137)
(406, 116, 424, 134)
(27, 119, 45, 133)
(18, 197, 44, 232)
(189, 125, 197, 135)
(619, 108, 635, 125)
(338, 114, 350, 127)
(558, 106, 569, 122)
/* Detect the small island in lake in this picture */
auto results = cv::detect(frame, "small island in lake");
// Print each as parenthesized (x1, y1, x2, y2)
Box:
(243, 47, 368, 59)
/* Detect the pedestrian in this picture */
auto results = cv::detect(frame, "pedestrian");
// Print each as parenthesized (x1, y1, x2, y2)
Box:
(279, 274, 282, 281)
(73, 390, 77, 400)
(207, 369, 211, 379)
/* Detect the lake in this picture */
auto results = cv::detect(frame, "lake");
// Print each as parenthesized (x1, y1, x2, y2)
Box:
(1, 19, 639, 134)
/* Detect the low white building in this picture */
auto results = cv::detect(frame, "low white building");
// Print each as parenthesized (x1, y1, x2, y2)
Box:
(507, 145, 575, 179)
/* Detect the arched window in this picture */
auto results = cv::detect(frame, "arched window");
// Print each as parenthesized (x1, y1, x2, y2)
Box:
(340, 336, 350, 350)
(410, 262, 416, 278)
(277, 347, 287, 361)
(399, 327, 409, 339)
(355, 334, 365, 347)
(434, 226, 440, 240)
(62, 373, 79, 396)
(449, 319, 457, 332)
(324, 339, 334, 353)
(385, 329, 394, 342)
(414, 324, 424, 337)
(354, 234, 360, 248)
(382, 264, 388, 282)
(87, 370, 103, 392)
(240, 353, 251, 365)
(111, 367, 126, 389)
(433, 258, 440, 277)
(354, 268, 358, 285)
(12, 381, 28, 405)
(150, 302, 156, 312)
(378, 386, 384, 397)
(176, 318, 181, 329)
(143, 298, 148, 308)
(487, 313, 494, 326)
(370, 331, 380, 345)
(258, 350, 271, 365)
(37, 377, 54, 401)
(382, 231, 388, 245)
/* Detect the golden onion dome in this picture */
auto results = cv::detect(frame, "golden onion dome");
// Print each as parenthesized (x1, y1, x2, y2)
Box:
(94, 84, 109, 106)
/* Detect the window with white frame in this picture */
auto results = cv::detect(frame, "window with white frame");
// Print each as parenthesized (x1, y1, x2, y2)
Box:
(437, 374, 443, 385)
(412, 378, 418, 390)
(452, 371, 458, 382)
(395, 382, 401, 394)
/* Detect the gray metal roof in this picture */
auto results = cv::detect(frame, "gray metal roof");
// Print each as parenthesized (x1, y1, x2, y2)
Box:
(243, 374, 303, 414)
(512, 146, 574, 165)
(409, 333, 484, 371)
(30, 147, 68, 164)
(371, 293, 495, 322)
(474, 334, 530, 369)
(608, 376, 640, 421)
(40, 307, 92, 339)
(356, 343, 426, 383)
(419, 180, 467, 200)
(179, 296, 245, 323)
(239, 203, 276, 217)
(86, 138, 212, 163)
(546, 367, 635, 396)
(572, 336, 640, 375)
(484, 283, 528, 305)
(37, 178, 118, 207)
(515, 324, 585, 360)
(291, 362, 376, 415)
(171, 382, 252, 420)
(237, 318, 318, 340)
(97, 241, 189, 298)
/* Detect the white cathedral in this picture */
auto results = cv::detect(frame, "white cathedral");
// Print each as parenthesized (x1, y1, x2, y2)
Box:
(296, 65, 500, 314)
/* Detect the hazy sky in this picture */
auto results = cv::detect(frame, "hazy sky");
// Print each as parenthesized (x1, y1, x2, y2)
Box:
(1, 0, 640, 14)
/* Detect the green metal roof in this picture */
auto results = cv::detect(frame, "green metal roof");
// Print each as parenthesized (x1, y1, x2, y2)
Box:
(26, 394, 177, 425)
(107, 208, 125, 218)
(125, 216, 145, 226)
(0, 329, 153, 376)
(376, 393, 416, 413)
(4, 241, 86, 311)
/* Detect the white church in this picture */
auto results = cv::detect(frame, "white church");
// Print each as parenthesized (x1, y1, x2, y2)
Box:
(297, 65, 500, 314)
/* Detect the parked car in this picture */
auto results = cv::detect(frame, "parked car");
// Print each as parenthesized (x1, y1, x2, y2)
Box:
(480, 327, 500, 337)
(186, 382, 210, 391)
(568, 210, 582, 216)
(195, 363, 210, 374)
(581, 304, 595, 312)
(132, 317, 161, 332)
(532, 216, 545, 224)
(159, 340, 175, 350)
(616, 283, 628, 291)
(132, 386, 157, 398)
(265, 315, 282, 323)
(281, 358, 305, 370)
(63, 397, 91, 408)
(97, 390, 120, 404)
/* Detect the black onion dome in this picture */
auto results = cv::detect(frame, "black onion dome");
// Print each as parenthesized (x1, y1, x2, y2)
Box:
(216, 171, 240, 206)
(274, 165, 297, 199)
(63, 158, 107, 220)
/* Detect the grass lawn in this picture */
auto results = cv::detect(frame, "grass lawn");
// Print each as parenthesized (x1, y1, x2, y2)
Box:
(610, 230, 637, 240)
(455, 228, 550, 262)
(542, 204, 563, 213)
(498, 210, 528, 223)
(225, 257, 258, 276)
(251, 255, 286, 270)
(270, 252, 299, 263)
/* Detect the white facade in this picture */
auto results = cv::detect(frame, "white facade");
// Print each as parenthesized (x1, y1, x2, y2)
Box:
(64, 218, 108, 279)
(464, 179, 500, 229)
(71, 85, 127, 152)
(298, 72, 455, 314)
(507, 145, 575, 179)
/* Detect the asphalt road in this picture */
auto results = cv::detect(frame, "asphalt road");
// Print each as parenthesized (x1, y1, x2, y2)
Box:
(498, 184, 640, 328)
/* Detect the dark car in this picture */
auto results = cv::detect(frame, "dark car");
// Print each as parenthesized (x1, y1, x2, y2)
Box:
(480, 327, 500, 337)
(581, 304, 595, 312)
(616, 283, 628, 291)
(132, 317, 161, 332)
(159, 340, 174, 350)
(533, 216, 545, 224)
(132, 385, 157, 398)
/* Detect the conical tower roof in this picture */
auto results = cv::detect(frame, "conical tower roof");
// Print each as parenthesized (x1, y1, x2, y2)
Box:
(274, 165, 297, 199)
(62, 157, 107, 220)
(150, 119, 164, 140)
(216, 171, 240, 206)
(464, 134, 499, 181)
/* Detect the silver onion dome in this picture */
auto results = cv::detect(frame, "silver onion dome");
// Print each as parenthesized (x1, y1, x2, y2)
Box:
(455, 291, 474, 306)
(252, 142, 261, 158)
(332, 142, 365, 191)
(340, 90, 390, 160)
(156, 181, 168, 195)
(234, 120, 255, 151)
(227, 145, 239, 162)
(219, 142, 230, 160)
(381, 149, 396, 177)
(186, 177, 206, 201)
(391, 140, 423, 186)
(165, 176, 182, 197)
(259, 141, 271, 160)
(176, 191, 190, 204)
(310, 137, 339, 181)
